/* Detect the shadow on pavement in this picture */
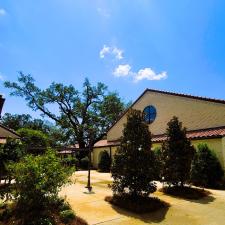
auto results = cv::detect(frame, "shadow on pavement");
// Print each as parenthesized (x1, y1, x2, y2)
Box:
(109, 203, 169, 223)
(188, 195, 215, 204)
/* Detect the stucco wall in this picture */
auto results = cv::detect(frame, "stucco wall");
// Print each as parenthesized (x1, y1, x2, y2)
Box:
(93, 138, 225, 170)
(152, 138, 224, 169)
(107, 91, 225, 141)
(92, 146, 118, 169)
(92, 147, 110, 169)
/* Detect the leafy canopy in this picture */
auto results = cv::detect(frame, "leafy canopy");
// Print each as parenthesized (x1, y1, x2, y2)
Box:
(0, 138, 24, 180)
(17, 128, 49, 154)
(8, 150, 73, 211)
(191, 143, 224, 188)
(111, 109, 157, 197)
(4, 73, 128, 147)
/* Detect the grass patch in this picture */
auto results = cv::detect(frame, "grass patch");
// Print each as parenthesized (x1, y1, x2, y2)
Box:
(105, 194, 169, 214)
(159, 186, 211, 200)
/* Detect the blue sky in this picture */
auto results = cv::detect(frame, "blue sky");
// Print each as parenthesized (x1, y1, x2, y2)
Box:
(1, 0, 225, 117)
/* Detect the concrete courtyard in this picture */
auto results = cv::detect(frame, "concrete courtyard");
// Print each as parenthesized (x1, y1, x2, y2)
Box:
(60, 170, 225, 225)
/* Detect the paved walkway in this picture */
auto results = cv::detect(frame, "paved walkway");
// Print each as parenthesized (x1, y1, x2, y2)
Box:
(60, 170, 225, 225)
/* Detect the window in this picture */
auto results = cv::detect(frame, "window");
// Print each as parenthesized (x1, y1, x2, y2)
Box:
(143, 105, 157, 124)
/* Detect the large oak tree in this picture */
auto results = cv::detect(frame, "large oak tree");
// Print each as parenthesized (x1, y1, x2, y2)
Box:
(4, 73, 128, 148)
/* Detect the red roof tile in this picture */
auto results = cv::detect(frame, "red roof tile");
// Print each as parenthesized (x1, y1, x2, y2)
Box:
(94, 139, 120, 147)
(152, 126, 225, 143)
(94, 127, 225, 147)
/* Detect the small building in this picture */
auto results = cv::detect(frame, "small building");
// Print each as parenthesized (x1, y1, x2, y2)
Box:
(0, 95, 20, 143)
(92, 89, 225, 169)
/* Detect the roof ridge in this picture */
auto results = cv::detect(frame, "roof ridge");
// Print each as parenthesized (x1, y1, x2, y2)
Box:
(0, 123, 20, 137)
(147, 89, 225, 104)
(107, 88, 225, 133)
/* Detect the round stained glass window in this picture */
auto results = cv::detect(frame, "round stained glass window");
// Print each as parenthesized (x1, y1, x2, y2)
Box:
(143, 105, 157, 124)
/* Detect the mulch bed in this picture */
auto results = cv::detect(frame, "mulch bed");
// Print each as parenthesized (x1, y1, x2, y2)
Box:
(0, 203, 88, 225)
(159, 186, 211, 200)
(105, 194, 169, 214)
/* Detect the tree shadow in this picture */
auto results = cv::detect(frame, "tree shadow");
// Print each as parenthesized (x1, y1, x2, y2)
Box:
(187, 194, 215, 204)
(108, 201, 169, 223)
(158, 186, 215, 205)
(159, 191, 215, 205)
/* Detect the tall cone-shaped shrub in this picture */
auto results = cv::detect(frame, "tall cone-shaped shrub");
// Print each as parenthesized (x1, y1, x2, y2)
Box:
(111, 109, 157, 197)
(161, 116, 195, 186)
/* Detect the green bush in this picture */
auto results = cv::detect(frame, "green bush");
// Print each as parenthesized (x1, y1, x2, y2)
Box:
(0, 138, 24, 199)
(98, 150, 111, 172)
(8, 150, 73, 215)
(80, 156, 89, 170)
(61, 156, 78, 167)
(191, 144, 224, 188)
(17, 128, 50, 154)
(153, 147, 163, 180)
(60, 210, 76, 224)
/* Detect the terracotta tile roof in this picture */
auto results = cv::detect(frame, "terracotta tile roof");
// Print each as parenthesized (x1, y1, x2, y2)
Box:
(152, 126, 225, 143)
(94, 139, 120, 147)
(94, 126, 225, 147)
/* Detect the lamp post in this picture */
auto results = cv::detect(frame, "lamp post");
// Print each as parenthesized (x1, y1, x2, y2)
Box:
(85, 134, 93, 193)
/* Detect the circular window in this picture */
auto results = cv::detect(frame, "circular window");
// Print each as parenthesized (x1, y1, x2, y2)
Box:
(143, 105, 157, 124)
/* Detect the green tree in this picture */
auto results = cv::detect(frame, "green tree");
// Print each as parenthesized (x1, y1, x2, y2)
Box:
(98, 150, 111, 172)
(1, 113, 32, 131)
(1, 113, 69, 147)
(4, 73, 128, 149)
(8, 150, 73, 215)
(191, 143, 224, 188)
(111, 109, 157, 197)
(161, 117, 195, 186)
(153, 147, 163, 181)
(0, 138, 23, 183)
(17, 128, 49, 154)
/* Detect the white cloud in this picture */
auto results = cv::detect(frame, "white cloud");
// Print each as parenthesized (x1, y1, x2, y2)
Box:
(99, 45, 110, 58)
(99, 45, 123, 60)
(112, 64, 167, 82)
(134, 68, 167, 82)
(113, 64, 131, 77)
(112, 47, 123, 60)
(0, 8, 6, 16)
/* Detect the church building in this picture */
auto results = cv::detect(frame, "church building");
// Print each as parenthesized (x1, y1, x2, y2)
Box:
(92, 89, 225, 169)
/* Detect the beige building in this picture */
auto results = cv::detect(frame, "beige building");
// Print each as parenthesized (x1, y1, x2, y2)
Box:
(0, 95, 20, 143)
(92, 89, 225, 169)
